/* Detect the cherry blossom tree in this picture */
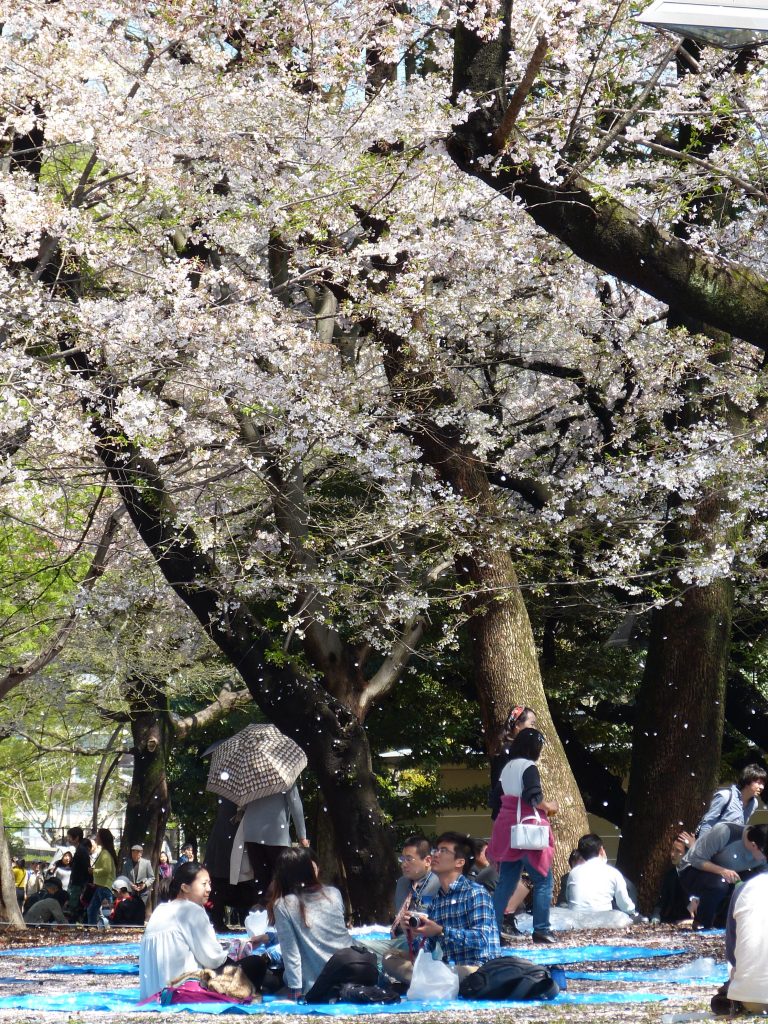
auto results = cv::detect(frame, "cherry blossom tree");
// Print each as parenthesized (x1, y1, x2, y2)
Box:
(3, 0, 768, 914)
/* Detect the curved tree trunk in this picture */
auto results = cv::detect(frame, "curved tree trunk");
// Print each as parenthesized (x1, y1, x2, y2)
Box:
(617, 579, 732, 909)
(64, 407, 396, 919)
(406, 418, 589, 880)
(459, 545, 590, 879)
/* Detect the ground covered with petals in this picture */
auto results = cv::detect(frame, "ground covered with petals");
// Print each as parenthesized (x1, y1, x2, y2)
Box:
(0, 923, 725, 1023)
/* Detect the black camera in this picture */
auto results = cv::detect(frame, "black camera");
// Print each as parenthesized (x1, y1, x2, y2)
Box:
(406, 914, 422, 928)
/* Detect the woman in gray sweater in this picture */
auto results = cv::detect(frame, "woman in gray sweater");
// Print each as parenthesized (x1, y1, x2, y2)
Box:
(268, 848, 377, 1002)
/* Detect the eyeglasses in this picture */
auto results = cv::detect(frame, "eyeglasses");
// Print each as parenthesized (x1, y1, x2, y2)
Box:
(431, 846, 456, 857)
(398, 855, 419, 864)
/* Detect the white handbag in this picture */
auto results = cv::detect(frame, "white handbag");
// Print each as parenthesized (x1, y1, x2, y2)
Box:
(510, 800, 549, 851)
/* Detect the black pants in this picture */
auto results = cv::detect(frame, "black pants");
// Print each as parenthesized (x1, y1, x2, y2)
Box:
(305, 946, 378, 1004)
(245, 843, 284, 902)
(679, 867, 732, 927)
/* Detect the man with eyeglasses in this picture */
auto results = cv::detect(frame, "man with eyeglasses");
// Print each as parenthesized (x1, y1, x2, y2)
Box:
(382, 836, 440, 984)
(393, 836, 439, 918)
(388, 832, 501, 984)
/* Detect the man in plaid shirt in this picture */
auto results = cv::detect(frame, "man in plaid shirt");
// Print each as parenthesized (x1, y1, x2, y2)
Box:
(413, 831, 501, 979)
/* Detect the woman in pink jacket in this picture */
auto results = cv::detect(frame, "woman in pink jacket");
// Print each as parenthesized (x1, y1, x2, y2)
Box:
(487, 728, 558, 945)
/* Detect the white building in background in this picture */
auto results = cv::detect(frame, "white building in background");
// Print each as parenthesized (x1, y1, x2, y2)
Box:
(9, 755, 133, 857)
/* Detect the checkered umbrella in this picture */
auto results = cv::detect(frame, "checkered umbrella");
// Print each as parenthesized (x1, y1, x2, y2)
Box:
(205, 724, 307, 805)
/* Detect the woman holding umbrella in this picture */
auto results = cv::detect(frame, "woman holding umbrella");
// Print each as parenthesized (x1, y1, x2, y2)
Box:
(241, 784, 309, 902)
(206, 725, 310, 904)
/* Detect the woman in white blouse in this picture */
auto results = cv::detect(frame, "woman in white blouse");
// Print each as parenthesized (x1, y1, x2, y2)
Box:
(139, 862, 227, 999)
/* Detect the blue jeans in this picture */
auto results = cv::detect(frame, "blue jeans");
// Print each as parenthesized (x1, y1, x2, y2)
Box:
(493, 858, 553, 934)
(86, 886, 113, 925)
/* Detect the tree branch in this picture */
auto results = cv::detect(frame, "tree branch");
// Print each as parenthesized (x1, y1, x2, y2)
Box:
(0, 510, 120, 700)
(448, 127, 768, 351)
(360, 616, 425, 718)
(171, 684, 253, 739)
(492, 33, 549, 152)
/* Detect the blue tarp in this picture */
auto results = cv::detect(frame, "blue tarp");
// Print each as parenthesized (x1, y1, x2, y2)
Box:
(40, 963, 140, 975)
(9, 942, 683, 967)
(499, 945, 684, 965)
(0, 988, 669, 1014)
(566, 961, 729, 986)
(0, 942, 142, 959)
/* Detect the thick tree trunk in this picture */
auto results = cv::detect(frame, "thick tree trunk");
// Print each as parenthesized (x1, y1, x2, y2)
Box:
(407, 419, 589, 880)
(379, 321, 590, 884)
(0, 801, 25, 928)
(120, 676, 172, 878)
(459, 546, 590, 879)
(617, 580, 732, 909)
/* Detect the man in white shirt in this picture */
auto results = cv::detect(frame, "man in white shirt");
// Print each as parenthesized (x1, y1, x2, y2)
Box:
(725, 831, 768, 1015)
(567, 834, 636, 915)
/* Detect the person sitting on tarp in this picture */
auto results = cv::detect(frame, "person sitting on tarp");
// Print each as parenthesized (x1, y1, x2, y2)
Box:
(110, 876, 147, 926)
(140, 862, 268, 1000)
(556, 849, 583, 906)
(567, 833, 637, 923)
(268, 846, 378, 1002)
(721, 830, 768, 1014)
(679, 823, 768, 929)
(404, 832, 501, 982)
(469, 838, 499, 894)
(381, 834, 440, 982)
(651, 833, 693, 924)
(23, 876, 68, 924)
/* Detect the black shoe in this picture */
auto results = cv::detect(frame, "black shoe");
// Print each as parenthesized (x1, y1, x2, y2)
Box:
(502, 913, 521, 935)
(532, 931, 556, 944)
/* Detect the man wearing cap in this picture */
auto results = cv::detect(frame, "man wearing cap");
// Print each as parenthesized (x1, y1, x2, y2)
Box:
(121, 844, 155, 907)
(23, 877, 68, 924)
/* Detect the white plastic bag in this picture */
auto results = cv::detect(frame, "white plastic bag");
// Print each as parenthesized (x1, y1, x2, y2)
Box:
(406, 948, 459, 1001)
(244, 908, 269, 937)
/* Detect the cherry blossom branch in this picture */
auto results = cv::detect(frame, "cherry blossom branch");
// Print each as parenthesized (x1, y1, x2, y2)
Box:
(492, 33, 549, 152)
(562, 42, 680, 186)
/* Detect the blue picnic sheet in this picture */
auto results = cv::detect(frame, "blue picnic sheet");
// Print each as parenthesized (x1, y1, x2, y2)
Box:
(41, 963, 140, 975)
(499, 945, 683, 965)
(0, 942, 141, 959)
(13, 942, 684, 970)
(566, 956, 728, 986)
(0, 988, 669, 1014)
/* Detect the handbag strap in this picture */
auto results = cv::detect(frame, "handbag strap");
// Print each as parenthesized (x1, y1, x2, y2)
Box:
(508, 760, 538, 825)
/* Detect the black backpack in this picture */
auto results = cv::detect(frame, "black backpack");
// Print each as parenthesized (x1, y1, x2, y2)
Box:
(459, 956, 560, 1001)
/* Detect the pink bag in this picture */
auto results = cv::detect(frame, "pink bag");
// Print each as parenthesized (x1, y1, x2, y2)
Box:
(147, 980, 253, 1006)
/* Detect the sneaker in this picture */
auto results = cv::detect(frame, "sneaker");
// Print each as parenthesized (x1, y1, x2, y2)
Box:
(532, 931, 556, 945)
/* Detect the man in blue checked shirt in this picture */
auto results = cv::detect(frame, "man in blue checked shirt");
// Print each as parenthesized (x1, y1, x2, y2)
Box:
(412, 831, 501, 979)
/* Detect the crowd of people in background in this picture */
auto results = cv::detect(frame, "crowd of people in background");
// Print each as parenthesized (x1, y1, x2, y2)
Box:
(11, 829, 160, 927)
(9, 705, 768, 1010)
